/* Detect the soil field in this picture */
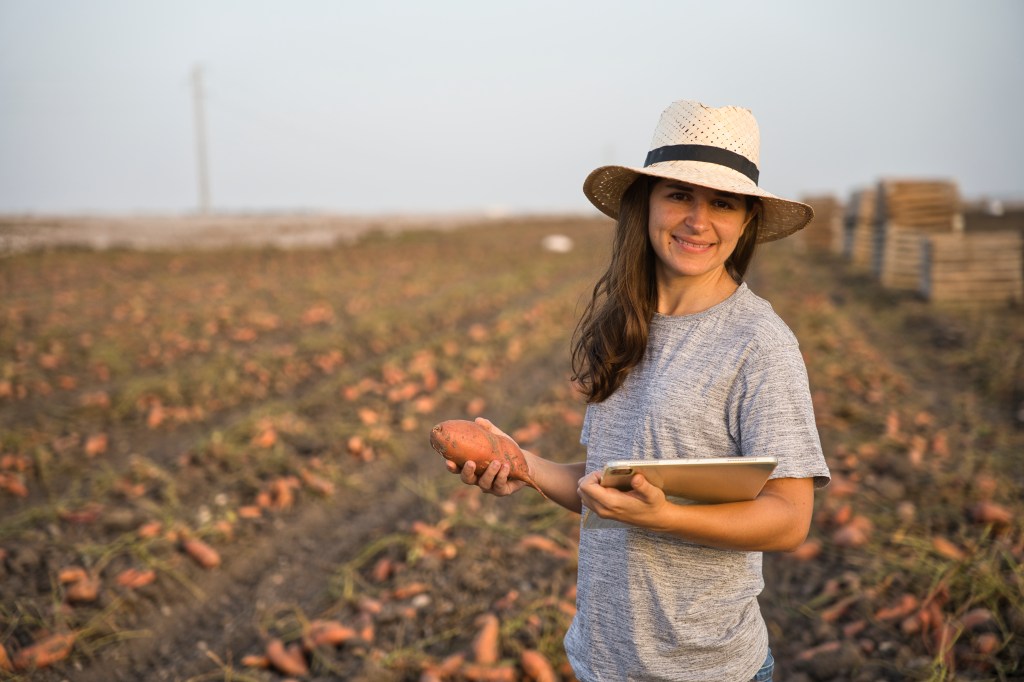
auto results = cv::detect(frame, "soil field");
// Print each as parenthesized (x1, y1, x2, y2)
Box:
(1, 217, 1022, 682)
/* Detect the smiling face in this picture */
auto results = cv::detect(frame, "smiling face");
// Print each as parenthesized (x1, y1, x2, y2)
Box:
(647, 178, 753, 290)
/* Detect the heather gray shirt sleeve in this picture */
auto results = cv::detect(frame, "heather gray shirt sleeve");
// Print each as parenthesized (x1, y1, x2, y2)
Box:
(566, 284, 830, 682)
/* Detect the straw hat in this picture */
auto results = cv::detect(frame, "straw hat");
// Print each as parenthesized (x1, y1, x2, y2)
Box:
(583, 100, 813, 242)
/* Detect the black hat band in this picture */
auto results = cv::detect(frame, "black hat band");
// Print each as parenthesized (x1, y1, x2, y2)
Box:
(644, 144, 760, 185)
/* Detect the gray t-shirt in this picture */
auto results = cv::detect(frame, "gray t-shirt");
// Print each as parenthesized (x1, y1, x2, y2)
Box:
(564, 283, 830, 682)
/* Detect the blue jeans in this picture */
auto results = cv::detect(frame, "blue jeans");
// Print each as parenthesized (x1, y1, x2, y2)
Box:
(751, 648, 774, 681)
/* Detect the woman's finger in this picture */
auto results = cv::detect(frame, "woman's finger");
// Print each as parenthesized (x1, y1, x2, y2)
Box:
(459, 460, 478, 485)
(476, 460, 504, 489)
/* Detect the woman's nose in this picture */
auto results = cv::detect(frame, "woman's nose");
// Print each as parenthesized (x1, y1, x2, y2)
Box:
(684, 200, 709, 231)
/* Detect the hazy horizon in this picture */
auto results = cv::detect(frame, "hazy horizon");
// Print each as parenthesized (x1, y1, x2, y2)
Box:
(2, 0, 1022, 216)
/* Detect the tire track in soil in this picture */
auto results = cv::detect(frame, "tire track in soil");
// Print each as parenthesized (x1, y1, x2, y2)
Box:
(63, 323, 578, 682)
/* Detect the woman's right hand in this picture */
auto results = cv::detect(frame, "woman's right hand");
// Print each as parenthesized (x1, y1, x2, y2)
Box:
(444, 418, 529, 497)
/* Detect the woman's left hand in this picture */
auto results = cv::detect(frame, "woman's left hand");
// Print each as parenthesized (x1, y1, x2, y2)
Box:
(577, 470, 668, 526)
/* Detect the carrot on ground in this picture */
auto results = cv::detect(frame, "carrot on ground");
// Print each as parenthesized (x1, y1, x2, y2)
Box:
(471, 613, 501, 665)
(265, 638, 309, 677)
(182, 538, 221, 569)
(520, 649, 558, 682)
(13, 632, 76, 671)
(303, 619, 358, 649)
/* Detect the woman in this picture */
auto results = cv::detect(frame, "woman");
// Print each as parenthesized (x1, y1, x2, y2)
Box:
(445, 100, 830, 681)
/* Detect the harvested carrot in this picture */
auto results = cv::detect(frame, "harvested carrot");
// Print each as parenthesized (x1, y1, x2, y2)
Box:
(520, 649, 558, 682)
(66, 575, 100, 603)
(471, 613, 501, 665)
(392, 582, 430, 600)
(960, 607, 994, 630)
(931, 536, 966, 561)
(0, 641, 12, 672)
(412, 520, 448, 543)
(842, 619, 867, 638)
(796, 640, 841, 662)
(116, 567, 157, 589)
(84, 433, 108, 457)
(265, 638, 309, 677)
(238, 505, 262, 519)
(820, 595, 858, 624)
(974, 632, 1000, 655)
(303, 619, 358, 649)
(182, 538, 221, 569)
(0, 473, 28, 497)
(269, 477, 295, 510)
(517, 534, 572, 560)
(970, 501, 1011, 526)
(357, 613, 375, 643)
(429, 420, 544, 495)
(240, 653, 269, 668)
(300, 468, 335, 497)
(137, 520, 163, 539)
(874, 593, 918, 622)
(13, 632, 76, 671)
(371, 557, 394, 582)
(58, 566, 88, 584)
(461, 664, 516, 682)
(358, 596, 383, 615)
(58, 503, 103, 524)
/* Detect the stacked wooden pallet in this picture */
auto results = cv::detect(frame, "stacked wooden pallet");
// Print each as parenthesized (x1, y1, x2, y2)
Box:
(845, 188, 877, 269)
(797, 194, 842, 251)
(922, 231, 1023, 305)
(875, 179, 961, 290)
(877, 179, 961, 231)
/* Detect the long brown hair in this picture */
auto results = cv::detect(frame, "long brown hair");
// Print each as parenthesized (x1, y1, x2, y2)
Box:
(571, 176, 762, 403)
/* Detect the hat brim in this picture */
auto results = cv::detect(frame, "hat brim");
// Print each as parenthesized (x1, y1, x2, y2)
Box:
(583, 161, 813, 243)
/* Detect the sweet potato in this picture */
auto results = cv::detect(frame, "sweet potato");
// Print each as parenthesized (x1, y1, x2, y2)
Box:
(303, 619, 358, 649)
(970, 500, 1011, 527)
(182, 538, 221, 569)
(471, 613, 501, 665)
(13, 632, 76, 671)
(429, 420, 543, 495)
(520, 649, 558, 682)
(116, 567, 157, 589)
(461, 664, 516, 682)
(265, 638, 309, 677)
(0, 641, 12, 672)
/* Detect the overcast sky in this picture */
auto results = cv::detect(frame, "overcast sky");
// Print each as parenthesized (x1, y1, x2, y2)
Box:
(1, 0, 1021, 215)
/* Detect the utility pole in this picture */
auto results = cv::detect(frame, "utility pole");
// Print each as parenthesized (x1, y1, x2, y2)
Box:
(191, 65, 211, 214)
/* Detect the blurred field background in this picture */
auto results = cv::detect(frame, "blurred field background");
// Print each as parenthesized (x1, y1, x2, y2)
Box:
(1, 201, 1022, 681)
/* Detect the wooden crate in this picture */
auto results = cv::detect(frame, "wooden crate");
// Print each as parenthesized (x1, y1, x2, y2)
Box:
(877, 179, 961, 230)
(922, 231, 1024, 305)
(847, 188, 877, 269)
(879, 226, 927, 291)
(874, 179, 961, 280)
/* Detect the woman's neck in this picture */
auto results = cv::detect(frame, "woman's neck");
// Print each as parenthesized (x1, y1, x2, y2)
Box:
(655, 269, 739, 316)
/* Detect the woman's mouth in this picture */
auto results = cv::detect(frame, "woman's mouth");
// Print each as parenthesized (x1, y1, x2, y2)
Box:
(673, 236, 714, 251)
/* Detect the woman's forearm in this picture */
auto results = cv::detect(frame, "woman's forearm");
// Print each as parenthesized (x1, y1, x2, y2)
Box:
(526, 452, 585, 513)
(646, 478, 814, 551)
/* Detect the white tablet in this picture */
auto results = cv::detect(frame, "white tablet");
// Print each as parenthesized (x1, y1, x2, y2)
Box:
(599, 456, 778, 504)
(582, 456, 778, 530)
